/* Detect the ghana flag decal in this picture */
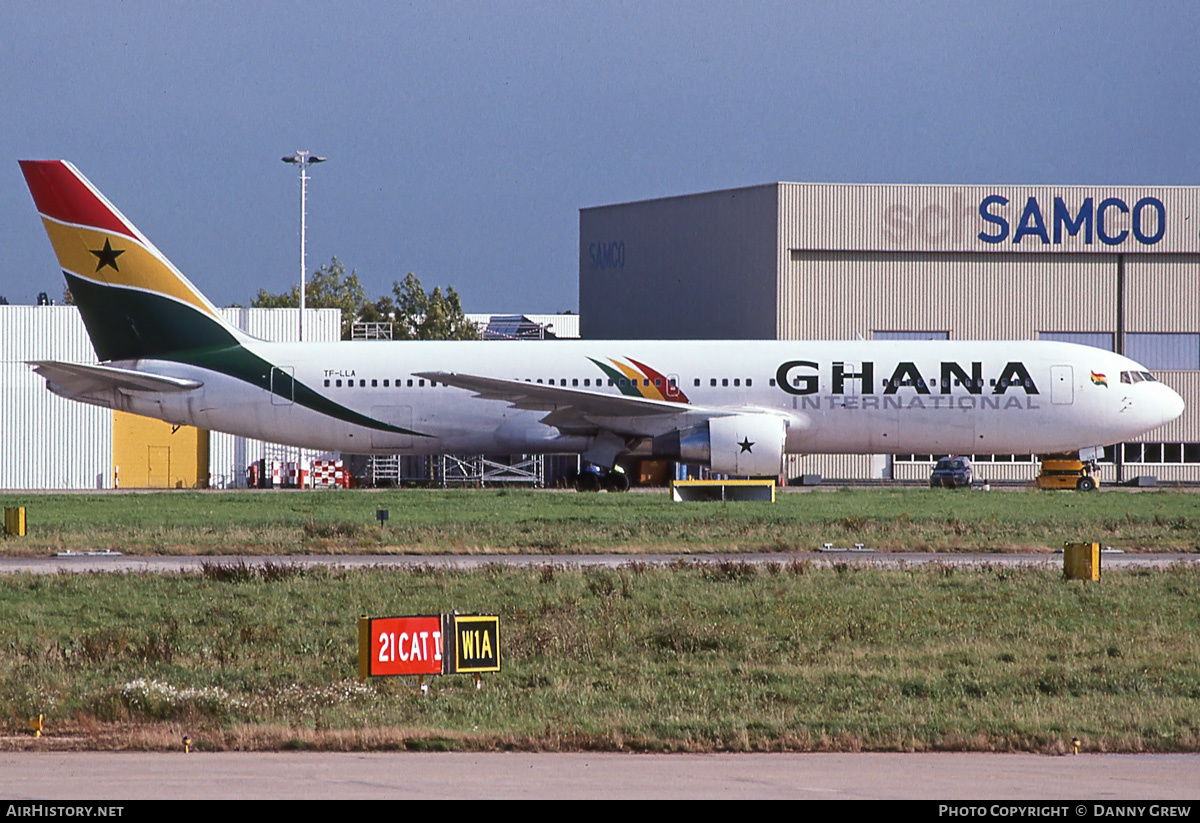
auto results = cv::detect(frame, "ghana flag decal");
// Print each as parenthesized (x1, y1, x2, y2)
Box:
(588, 357, 690, 403)
(20, 160, 426, 439)
(1091, 371, 1108, 387)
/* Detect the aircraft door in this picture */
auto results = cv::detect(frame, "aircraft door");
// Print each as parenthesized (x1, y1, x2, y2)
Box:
(271, 367, 295, 406)
(666, 374, 682, 400)
(1050, 366, 1074, 405)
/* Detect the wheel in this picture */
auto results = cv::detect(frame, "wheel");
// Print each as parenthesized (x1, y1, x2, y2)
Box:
(577, 471, 601, 492)
(604, 470, 631, 492)
(1076, 476, 1097, 492)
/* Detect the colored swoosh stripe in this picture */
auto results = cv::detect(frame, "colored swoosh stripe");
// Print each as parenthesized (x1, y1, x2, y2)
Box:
(587, 357, 639, 397)
(587, 357, 689, 404)
(627, 357, 689, 403)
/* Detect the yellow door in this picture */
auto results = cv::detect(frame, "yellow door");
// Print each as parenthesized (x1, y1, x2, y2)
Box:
(147, 446, 171, 489)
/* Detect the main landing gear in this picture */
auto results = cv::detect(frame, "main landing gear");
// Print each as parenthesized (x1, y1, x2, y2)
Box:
(576, 465, 630, 492)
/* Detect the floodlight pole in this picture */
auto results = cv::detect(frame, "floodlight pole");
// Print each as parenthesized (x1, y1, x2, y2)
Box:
(281, 151, 326, 341)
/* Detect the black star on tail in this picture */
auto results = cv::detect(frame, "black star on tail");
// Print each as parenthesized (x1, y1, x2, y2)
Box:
(90, 238, 124, 272)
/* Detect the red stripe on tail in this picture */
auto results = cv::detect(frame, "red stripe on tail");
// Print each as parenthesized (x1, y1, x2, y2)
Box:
(19, 160, 136, 240)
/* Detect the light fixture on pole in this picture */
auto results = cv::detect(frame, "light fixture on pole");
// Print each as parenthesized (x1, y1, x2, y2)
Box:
(281, 151, 326, 341)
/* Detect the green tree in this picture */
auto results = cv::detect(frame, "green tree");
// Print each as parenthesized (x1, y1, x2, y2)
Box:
(253, 257, 479, 341)
(252, 256, 365, 339)
(382, 273, 479, 340)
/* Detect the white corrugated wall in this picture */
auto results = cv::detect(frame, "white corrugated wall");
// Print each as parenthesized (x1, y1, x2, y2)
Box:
(0, 307, 113, 489)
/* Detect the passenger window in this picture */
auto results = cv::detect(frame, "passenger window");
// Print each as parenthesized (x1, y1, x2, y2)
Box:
(371, 379, 378, 387)
(722, 379, 728, 387)
(733, 379, 740, 387)
(323, 379, 330, 387)
(335, 379, 342, 388)
(746, 378, 752, 387)
(710, 379, 717, 387)
(419, 379, 425, 387)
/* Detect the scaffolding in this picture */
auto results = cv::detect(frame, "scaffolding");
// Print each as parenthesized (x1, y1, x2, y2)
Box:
(438, 454, 545, 487)
(366, 454, 401, 485)
(361, 453, 545, 487)
(351, 321, 393, 340)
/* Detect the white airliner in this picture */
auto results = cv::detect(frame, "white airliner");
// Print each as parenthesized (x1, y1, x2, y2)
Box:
(19, 160, 1185, 481)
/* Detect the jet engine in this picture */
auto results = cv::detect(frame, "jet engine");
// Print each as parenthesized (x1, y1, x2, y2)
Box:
(652, 413, 787, 476)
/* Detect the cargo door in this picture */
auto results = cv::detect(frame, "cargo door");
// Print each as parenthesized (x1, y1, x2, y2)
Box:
(370, 405, 414, 450)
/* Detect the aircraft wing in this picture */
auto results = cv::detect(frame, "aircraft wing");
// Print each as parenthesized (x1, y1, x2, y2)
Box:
(415, 371, 713, 419)
(29, 360, 203, 398)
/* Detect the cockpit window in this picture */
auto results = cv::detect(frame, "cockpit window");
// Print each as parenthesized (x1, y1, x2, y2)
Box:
(1120, 370, 1158, 384)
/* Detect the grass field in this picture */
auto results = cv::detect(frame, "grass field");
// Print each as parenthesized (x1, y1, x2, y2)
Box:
(2, 489, 1196, 753)
(1, 562, 1198, 753)
(1, 487, 1198, 555)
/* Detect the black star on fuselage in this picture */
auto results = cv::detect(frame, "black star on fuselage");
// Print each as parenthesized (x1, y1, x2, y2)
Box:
(738, 437, 754, 453)
(90, 238, 124, 272)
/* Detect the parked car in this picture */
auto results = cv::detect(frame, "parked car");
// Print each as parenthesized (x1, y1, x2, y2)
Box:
(930, 456, 973, 488)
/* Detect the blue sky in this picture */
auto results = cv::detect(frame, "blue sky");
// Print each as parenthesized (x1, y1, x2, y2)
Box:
(2, 1, 1197, 312)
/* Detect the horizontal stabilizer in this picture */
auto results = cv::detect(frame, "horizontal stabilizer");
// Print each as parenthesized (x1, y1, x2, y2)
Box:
(29, 360, 203, 398)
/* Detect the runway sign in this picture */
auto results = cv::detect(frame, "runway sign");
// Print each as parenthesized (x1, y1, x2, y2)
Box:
(447, 614, 501, 674)
(360, 615, 444, 677)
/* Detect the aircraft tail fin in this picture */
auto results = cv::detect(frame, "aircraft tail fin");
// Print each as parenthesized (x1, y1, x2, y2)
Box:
(19, 160, 245, 362)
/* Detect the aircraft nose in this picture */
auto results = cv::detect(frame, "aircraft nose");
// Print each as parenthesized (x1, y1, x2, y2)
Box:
(1160, 384, 1186, 427)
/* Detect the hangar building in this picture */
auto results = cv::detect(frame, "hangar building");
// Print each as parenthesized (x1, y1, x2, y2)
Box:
(579, 183, 1200, 483)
